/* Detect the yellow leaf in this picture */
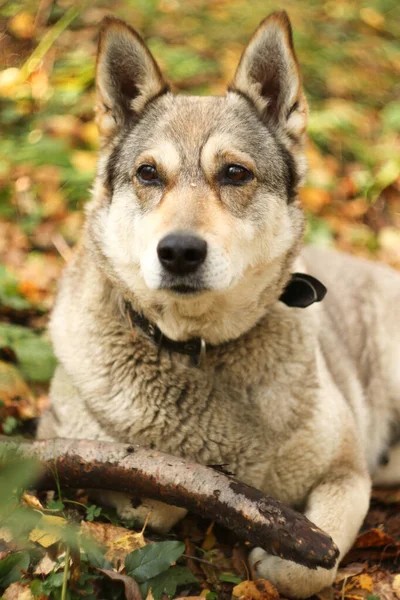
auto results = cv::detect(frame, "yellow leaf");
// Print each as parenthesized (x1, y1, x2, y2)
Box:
(8, 12, 36, 39)
(81, 521, 146, 566)
(29, 514, 67, 548)
(81, 122, 99, 147)
(358, 574, 373, 592)
(0, 68, 22, 97)
(359, 7, 385, 29)
(22, 493, 44, 510)
(70, 151, 97, 173)
(232, 579, 280, 600)
(393, 574, 400, 597)
(202, 521, 216, 551)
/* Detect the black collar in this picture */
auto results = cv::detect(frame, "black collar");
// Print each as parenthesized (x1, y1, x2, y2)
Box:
(125, 273, 326, 366)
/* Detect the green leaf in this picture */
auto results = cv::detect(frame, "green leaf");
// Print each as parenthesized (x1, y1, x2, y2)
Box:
(0, 551, 30, 589)
(0, 266, 31, 311)
(41, 571, 65, 592)
(0, 323, 56, 383)
(2, 416, 20, 435)
(30, 579, 44, 596)
(86, 504, 102, 521)
(47, 499, 65, 511)
(139, 566, 198, 600)
(125, 540, 185, 583)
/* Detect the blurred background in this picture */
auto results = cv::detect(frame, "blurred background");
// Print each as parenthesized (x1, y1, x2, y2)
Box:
(0, 0, 399, 432)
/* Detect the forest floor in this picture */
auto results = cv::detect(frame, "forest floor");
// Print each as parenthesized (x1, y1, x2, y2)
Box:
(0, 0, 400, 598)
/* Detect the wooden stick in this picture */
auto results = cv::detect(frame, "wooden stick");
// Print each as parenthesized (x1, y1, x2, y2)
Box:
(0, 437, 338, 569)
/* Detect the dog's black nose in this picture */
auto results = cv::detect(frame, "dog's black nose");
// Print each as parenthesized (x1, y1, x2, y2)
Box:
(157, 233, 207, 275)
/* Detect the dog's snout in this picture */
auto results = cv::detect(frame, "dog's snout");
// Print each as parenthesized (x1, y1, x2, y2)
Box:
(157, 233, 207, 275)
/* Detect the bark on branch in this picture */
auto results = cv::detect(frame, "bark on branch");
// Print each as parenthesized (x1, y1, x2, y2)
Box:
(0, 437, 338, 570)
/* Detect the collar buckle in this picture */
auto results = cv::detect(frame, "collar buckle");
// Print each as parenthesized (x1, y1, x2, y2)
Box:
(196, 338, 207, 368)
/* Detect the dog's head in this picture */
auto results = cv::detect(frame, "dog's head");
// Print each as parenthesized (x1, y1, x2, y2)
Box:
(87, 12, 308, 343)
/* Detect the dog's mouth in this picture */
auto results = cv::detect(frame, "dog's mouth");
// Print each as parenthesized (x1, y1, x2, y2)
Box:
(166, 284, 208, 296)
(160, 273, 209, 296)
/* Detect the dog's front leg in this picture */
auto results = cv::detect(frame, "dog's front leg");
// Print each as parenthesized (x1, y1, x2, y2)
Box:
(249, 468, 371, 598)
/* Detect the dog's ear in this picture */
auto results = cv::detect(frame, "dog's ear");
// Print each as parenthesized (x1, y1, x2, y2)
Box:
(230, 11, 307, 144)
(96, 17, 168, 142)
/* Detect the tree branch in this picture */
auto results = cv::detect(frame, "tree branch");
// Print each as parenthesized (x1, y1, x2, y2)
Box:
(0, 437, 338, 569)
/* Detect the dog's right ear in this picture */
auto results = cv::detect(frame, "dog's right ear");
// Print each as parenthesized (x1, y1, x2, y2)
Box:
(96, 17, 168, 142)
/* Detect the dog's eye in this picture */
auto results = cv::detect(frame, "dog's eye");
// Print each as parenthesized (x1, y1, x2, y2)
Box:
(137, 164, 160, 184)
(222, 164, 253, 185)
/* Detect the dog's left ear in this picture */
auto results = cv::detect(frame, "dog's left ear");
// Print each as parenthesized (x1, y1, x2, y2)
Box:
(230, 11, 307, 145)
(96, 17, 168, 142)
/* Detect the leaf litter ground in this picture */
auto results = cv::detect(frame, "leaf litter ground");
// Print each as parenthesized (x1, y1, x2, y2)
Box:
(0, 0, 399, 598)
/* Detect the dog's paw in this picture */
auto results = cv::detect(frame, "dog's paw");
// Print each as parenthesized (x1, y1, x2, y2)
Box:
(99, 491, 187, 534)
(249, 547, 337, 599)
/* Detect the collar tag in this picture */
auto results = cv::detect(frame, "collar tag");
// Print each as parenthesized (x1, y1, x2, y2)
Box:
(279, 273, 327, 308)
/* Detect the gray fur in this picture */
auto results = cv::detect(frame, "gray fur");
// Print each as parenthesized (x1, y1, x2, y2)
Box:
(38, 12, 400, 598)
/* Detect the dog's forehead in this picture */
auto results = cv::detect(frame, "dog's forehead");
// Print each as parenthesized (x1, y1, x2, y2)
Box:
(131, 93, 276, 162)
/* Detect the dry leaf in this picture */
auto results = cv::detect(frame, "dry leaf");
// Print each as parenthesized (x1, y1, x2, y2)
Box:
(0, 527, 13, 543)
(2, 582, 33, 600)
(335, 563, 367, 583)
(0, 361, 36, 417)
(201, 522, 216, 551)
(97, 569, 143, 600)
(393, 574, 400, 599)
(353, 528, 396, 549)
(34, 552, 58, 575)
(358, 574, 374, 592)
(232, 579, 280, 600)
(81, 521, 146, 566)
(29, 514, 67, 548)
(22, 493, 44, 511)
(8, 12, 36, 39)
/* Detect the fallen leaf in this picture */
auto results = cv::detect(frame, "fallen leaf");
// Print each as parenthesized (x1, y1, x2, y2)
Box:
(81, 521, 146, 567)
(232, 579, 280, 600)
(300, 187, 332, 213)
(22, 493, 44, 511)
(33, 553, 57, 575)
(97, 569, 143, 600)
(70, 150, 97, 173)
(353, 528, 397, 549)
(0, 528, 13, 544)
(29, 514, 67, 548)
(201, 522, 216, 551)
(8, 12, 36, 39)
(358, 574, 374, 592)
(336, 563, 368, 583)
(2, 581, 33, 600)
(393, 574, 400, 598)
(0, 361, 35, 418)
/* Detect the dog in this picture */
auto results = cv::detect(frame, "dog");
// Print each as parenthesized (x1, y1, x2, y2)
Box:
(37, 11, 400, 597)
